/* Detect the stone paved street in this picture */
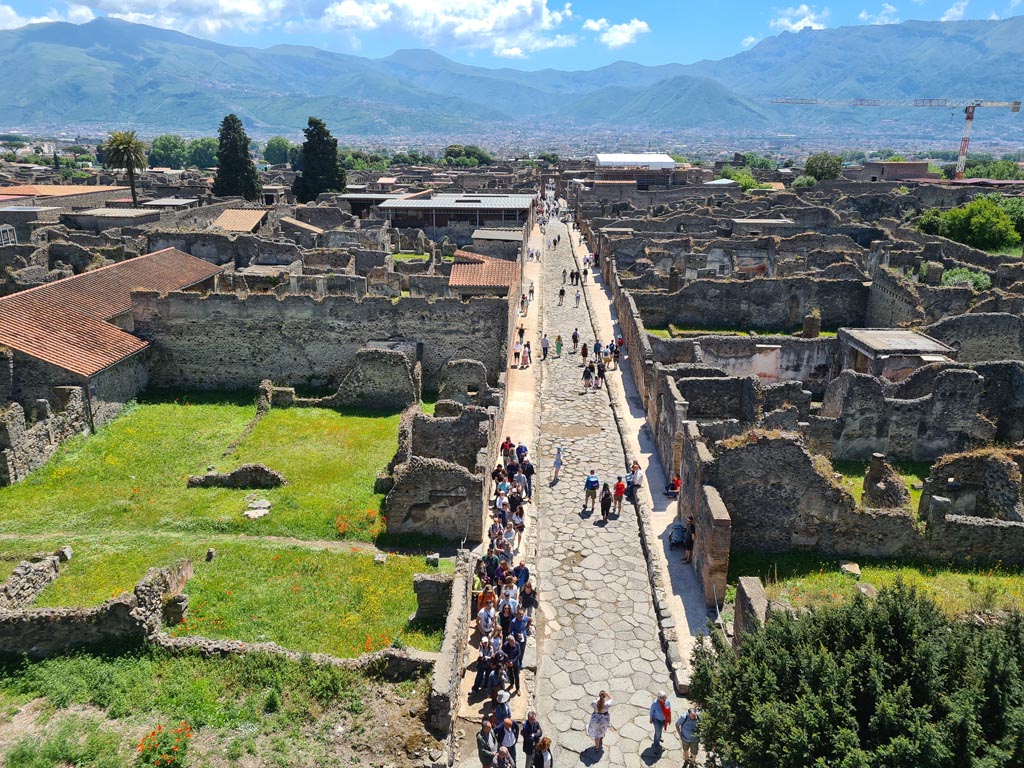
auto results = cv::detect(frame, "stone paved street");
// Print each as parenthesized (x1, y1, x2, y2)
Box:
(533, 217, 672, 767)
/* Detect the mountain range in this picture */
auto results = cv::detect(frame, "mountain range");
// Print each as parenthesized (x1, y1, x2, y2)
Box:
(1, 16, 1022, 139)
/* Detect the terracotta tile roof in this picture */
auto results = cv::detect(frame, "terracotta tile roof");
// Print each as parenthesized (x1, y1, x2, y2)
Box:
(0, 185, 125, 197)
(449, 250, 520, 290)
(212, 208, 268, 232)
(0, 248, 222, 377)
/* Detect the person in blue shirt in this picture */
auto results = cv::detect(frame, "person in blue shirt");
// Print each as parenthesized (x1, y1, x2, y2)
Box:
(510, 606, 531, 644)
(513, 560, 530, 589)
(502, 634, 522, 693)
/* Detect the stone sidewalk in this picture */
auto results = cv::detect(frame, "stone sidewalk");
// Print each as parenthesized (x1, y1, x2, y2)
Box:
(532, 219, 673, 767)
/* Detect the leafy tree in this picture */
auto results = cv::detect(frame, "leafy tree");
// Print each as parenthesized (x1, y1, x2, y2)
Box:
(65, 144, 89, 158)
(1, 141, 25, 152)
(100, 130, 147, 207)
(288, 145, 304, 172)
(916, 198, 1022, 252)
(443, 143, 494, 165)
(942, 267, 992, 291)
(148, 134, 189, 169)
(263, 136, 291, 165)
(0, 133, 27, 143)
(692, 581, 1024, 768)
(977, 194, 1024, 241)
(187, 137, 218, 169)
(52, 151, 60, 169)
(792, 175, 816, 188)
(719, 164, 771, 192)
(212, 114, 260, 201)
(537, 151, 560, 166)
(292, 117, 346, 203)
(887, 153, 907, 162)
(744, 153, 774, 170)
(805, 152, 843, 181)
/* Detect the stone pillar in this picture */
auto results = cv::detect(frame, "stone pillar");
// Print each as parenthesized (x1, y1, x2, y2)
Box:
(802, 312, 821, 338)
(923, 261, 944, 286)
(412, 572, 454, 622)
(668, 266, 681, 293)
(733, 576, 768, 646)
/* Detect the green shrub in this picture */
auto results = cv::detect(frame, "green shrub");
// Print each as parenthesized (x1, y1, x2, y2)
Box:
(137, 722, 191, 768)
(917, 198, 1021, 251)
(6, 716, 123, 768)
(791, 175, 816, 188)
(942, 267, 992, 291)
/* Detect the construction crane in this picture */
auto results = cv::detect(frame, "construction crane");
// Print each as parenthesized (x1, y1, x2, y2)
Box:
(771, 97, 1022, 179)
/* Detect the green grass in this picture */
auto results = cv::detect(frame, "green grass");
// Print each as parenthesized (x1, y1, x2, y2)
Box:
(0, 534, 451, 656)
(391, 252, 430, 261)
(729, 550, 1024, 615)
(832, 459, 931, 510)
(0, 648, 368, 731)
(646, 325, 838, 339)
(0, 401, 400, 542)
(4, 714, 123, 768)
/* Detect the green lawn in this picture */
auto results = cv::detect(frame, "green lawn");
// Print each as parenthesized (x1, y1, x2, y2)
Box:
(391, 252, 431, 261)
(729, 551, 1024, 615)
(646, 325, 838, 339)
(0, 400, 400, 542)
(832, 459, 931, 511)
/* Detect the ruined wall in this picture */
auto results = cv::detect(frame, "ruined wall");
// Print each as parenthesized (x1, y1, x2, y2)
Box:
(0, 548, 70, 609)
(384, 457, 484, 543)
(925, 313, 1024, 363)
(410, 406, 493, 473)
(926, 450, 1024, 521)
(147, 230, 302, 268)
(631, 277, 868, 333)
(696, 335, 837, 395)
(0, 389, 88, 486)
(132, 292, 508, 393)
(865, 268, 923, 327)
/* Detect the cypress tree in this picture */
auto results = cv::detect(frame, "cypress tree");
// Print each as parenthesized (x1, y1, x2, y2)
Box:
(212, 114, 261, 201)
(292, 117, 346, 203)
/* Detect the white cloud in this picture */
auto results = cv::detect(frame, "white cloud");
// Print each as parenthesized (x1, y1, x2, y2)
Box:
(741, 34, 758, 46)
(582, 17, 606, 31)
(941, 0, 969, 20)
(0, 1, 102, 29)
(989, 10, 1000, 17)
(769, 4, 830, 31)
(1011, 0, 1022, 7)
(858, 3, 899, 23)
(596, 17, 649, 48)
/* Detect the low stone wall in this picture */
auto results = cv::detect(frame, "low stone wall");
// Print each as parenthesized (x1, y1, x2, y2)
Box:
(0, 547, 71, 610)
(187, 463, 286, 489)
(732, 576, 768, 646)
(0, 560, 192, 658)
(428, 550, 472, 738)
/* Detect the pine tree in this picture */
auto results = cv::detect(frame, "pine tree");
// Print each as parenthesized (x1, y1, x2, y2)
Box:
(292, 117, 346, 203)
(53, 151, 60, 169)
(212, 114, 261, 201)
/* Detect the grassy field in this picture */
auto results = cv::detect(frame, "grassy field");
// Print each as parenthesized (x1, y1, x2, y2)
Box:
(0, 397, 451, 659)
(0, 648, 439, 767)
(832, 459, 931, 510)
(391, 252, 431, 261)
(646, 325, 838, 339)
(729, 550, 1024, 615)
(0, 399, 400, 542)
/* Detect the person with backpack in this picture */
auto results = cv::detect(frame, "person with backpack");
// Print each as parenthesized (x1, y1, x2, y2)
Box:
(583, 470, 600, 513)
(571, 328, 580, 352)
(581, 364, 594, 394)
(599, 482, 612, 523)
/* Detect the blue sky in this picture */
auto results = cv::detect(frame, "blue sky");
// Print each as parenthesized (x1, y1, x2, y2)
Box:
(1, 0, 1020, 67)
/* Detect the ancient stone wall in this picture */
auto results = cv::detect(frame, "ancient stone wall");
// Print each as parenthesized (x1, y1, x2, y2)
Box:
(0, 389, 89, 485)
(0, 548, 70, 609)
(925, 313, 1024, 363)
(384, 457, 484, 543)
(926, 450, 1024, 521)
(675, 376, 759, 421)
(131, 291, 508, 394)
(865, 267, 923, 327)
(631, 277, 868, 333)
(696, 335, 837, 396)
(147, 230, 301, 268)
(732, 576, 768, 646)
(410, 405, 493, 473)
(427, 551, 472, 737)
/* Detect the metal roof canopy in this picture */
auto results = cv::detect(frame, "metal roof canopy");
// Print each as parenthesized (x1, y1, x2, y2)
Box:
(842, 328, 954, 355)
(379, 193, 533, 211)
(595, 153, 676, 169)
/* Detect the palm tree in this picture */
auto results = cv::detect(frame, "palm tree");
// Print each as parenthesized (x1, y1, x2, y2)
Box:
(101, 130, 148, 207)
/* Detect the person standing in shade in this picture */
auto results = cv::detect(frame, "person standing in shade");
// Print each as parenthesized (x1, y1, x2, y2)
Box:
(477, 720, 498, 767)
(532, 736, 553, 768)
(649, 691, 671, 753)
(587, 690, 614, 752)
(676, 707, 701, 766)
(682, 515, 696, 565)
(541, 334, 550, 360)
(555, 334, 563, 357)
(571, 329, 580, 352)
(574, 289, 581, 307)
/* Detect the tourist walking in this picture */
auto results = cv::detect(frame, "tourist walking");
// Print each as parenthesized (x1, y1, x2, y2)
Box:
(583, 469, 600, 512)
(558, 287, 565, 305)
(596, 360, 606, 390)
(541, 334, 550, 360)
(478, 720, 498, 766)
(682, 515, 696, 565)
(571, 329, 579, 352)
(520, 580, 538, 620)
(613, 476, 626, 515)
(532, 736, 554, 768)
(523, 341, 532, 368)
(562, 268, 567, 284)
(599, 482, 612, 523)
(649, 692, 671, 753)
(627, 460, 645, 506)
(553, 446, 563, 479)
(522, 457, 535, 499)
(528, 282, 535, 301)
(574, 289, 581, 307)
(581, 364, 594, 393)
(555, 334, 563, 357)
(676, 707, 701, 766)
(582, 267, 588, 284)
(580, 342, 588, 367)
(512, 341, 522, 368)
(587, 690, 614, 752)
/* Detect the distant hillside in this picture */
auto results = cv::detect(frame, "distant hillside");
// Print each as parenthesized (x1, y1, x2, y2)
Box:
(0, 15, 1021, 137)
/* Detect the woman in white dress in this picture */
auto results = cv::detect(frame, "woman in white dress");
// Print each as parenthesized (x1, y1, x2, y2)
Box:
(587, 690, 614, 751)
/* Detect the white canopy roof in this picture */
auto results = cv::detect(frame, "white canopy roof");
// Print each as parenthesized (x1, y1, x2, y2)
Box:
(595, 153, 677, 170)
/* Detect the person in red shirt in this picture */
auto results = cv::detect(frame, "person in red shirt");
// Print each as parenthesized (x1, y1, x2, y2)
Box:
(613, 476, 626, 516)
(665, 473, 682, 498)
